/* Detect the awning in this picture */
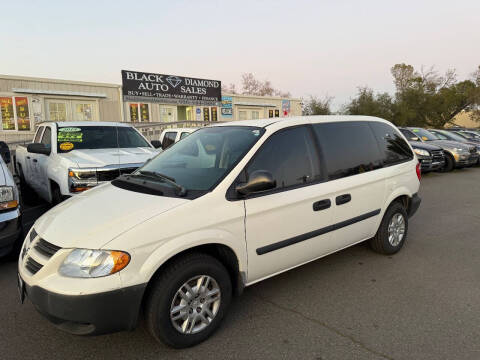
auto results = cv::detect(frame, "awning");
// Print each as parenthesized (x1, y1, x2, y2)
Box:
(234, 102, 277, 107)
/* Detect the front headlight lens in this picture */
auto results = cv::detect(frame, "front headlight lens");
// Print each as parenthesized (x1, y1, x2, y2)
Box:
(59, 249, 130, 278)
(0, 186, 17, 210)
(413, 148, 430, 157)
(68, 168, 98, 192)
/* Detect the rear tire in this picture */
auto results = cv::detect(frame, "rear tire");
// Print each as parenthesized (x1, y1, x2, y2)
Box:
(145, 253, 232, 348)
(441, 153, 455, 172)
(370, 202, 408, 255)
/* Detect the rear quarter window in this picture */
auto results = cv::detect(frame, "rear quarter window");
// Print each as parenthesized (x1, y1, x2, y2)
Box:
(369, 122, 413, 166)
(313, 122, 382, 180)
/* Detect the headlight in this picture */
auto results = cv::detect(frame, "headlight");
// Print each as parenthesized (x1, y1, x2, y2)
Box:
(413, 148, 430, 157)
(0, 186, 18, 210)
(59, 249, 130, 278)
(68, 168, 98, 192)
(452, 147, 468, 154)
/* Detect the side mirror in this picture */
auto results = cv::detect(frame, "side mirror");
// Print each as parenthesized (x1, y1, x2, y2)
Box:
(27, 143, 51, 156)
(151, 140, 162, 149)
(0, 141, 11, 164)
(235, 170, 276, 195)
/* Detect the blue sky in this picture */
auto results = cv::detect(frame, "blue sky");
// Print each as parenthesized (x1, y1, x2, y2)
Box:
(1, 0, 479, 109)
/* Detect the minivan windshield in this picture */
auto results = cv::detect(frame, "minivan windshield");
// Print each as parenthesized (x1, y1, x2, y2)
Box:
(411, 128, 439, 141)
(57, 126, 150, 153)
(137, 126, 264, 192)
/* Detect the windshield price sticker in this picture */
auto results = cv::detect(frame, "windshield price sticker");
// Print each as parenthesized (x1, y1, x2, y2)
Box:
(59, 142, 74, 151)
(58, 131, 83, 142)
(59, 127, 82, 132)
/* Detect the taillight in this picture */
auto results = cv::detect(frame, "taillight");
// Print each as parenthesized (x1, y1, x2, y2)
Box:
(416, 162, 421, 181)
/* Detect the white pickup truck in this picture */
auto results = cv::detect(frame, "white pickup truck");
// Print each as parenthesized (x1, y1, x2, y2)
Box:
(16, 121, 159, 204)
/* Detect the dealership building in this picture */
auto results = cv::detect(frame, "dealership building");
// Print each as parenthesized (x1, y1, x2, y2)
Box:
(0, 72, 302, 143)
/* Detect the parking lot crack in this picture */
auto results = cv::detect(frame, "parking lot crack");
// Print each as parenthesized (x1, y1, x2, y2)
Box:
(254, 294, 395, 360)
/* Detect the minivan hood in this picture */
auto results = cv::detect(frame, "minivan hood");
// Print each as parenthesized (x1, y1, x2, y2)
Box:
(33, 183, 189, 249)
(60, 147, 158, 168)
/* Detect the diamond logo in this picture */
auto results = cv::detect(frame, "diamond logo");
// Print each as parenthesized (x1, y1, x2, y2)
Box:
(166, 76, 182, 88)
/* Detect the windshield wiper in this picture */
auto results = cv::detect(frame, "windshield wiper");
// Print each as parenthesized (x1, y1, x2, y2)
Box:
(135, 170, 187, 196)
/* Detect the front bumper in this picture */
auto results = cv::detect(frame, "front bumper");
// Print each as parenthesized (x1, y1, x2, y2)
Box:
(418, 157, 445, 172)
(0, 209, 22, 257)
(23, 281, 147, 335)
(407, 193, 421, 218)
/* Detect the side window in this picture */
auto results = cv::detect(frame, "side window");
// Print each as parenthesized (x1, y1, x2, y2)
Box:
(370, 122, 413, 166)
(162, 132, 177, 149)
(246, 126, 321, 190)
(180, 132, 190, 140)
(40, 127, 52, 148)
(313, 122, 382, 180)
(33, 127, 44, 143)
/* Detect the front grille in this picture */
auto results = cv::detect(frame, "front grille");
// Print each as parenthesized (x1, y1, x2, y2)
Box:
(97, 167, 138, 182)
(25, 257, 43, 275)
(431, 150, 445, 162)
(34, 238, 61, 258)
(469, 147, 476, 154)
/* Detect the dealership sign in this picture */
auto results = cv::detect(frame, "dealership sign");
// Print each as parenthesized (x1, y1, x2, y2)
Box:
(121, 70, 221, 106)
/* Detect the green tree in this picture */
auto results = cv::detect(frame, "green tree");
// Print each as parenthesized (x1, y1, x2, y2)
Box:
(302, 95, 333, 115)
(343, 87, 395, 121)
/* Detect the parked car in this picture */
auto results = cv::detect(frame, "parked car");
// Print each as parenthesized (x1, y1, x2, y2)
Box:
(0, 142, 22, 258)
(409, 142, 445, 172)
(399, 127, 478, 171)
(18, 116, 421, 348)
(159, 128, 196, 150)
(15, 122, 159, 204)
(447, 129, 480, 141)
(429, 129, 480, 165)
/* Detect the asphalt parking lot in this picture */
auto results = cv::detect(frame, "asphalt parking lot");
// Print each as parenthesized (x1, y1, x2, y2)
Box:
(1, 168, 479, 360)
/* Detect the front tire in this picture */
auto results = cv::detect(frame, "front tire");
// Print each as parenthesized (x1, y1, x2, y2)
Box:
(370, 202, 408, 255)
(441, 153, 455, 172)
(145, 253, 232, 348)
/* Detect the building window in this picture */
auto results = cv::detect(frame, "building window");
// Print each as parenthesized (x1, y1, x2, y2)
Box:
(128, 103, 150, 122)
(1, 97, 16, 130)
(0, 96, 32, 131)
(48, 101, 68, 121)
(73, 102, 94, 121)
(251, 110, 259, 119)
(15, 97, 31, 130)
(239, 110, 247, 121)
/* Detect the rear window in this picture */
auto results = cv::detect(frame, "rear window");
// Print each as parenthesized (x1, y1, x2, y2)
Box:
(180, 132, 191, 140)
(369, 122, 413, 166)
(162, 132, 177, 149)
(313, 122, 382, 180)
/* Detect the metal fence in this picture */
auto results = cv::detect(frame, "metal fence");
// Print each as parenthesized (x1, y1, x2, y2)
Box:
(129, 120, 225, 142)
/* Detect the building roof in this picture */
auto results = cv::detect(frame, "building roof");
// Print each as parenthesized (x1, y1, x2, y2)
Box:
(0, 74, 120, 88)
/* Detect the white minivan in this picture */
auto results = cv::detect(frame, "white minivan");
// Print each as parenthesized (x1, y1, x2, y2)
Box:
(18, 116, 421, 348)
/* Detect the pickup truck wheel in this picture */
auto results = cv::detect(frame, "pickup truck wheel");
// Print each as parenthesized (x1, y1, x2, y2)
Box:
(145, 253, 232, 348)
(370, 202, 408, 255)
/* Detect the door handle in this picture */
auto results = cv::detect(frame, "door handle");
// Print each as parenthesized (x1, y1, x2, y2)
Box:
(26, 156, 30, 160)
(313, 199, 331, 211)
(336, 194, 351, 205)
(32, 159, 38, 163)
